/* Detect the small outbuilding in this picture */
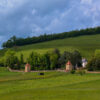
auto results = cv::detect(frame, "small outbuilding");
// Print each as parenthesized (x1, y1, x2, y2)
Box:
(25, 63, 31, 72)
(66, 61, 73, 71)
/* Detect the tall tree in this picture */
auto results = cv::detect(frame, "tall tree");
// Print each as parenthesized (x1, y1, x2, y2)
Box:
(4, 50, 20, 69)
(20, 53, 24, 64)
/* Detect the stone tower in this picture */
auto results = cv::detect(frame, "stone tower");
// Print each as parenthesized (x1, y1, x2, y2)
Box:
(25, 63, 31, 72)
(66, 61, 73, 71)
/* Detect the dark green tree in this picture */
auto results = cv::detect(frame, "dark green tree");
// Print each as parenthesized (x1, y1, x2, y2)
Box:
(20, 53, 24, 64)
(4, 50, 20, 69)
(27, 52, 40, 70)
(59, 51, 72, 67)
(87, 57, 100, 71)
(50, 53, 58, 70)
(72, 50, 82, 68)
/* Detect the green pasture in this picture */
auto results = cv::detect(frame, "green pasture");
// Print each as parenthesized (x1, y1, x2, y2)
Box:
(1, 34, 100, 60)
(0, 67, 100, 100)
(16, 34, 100, 60)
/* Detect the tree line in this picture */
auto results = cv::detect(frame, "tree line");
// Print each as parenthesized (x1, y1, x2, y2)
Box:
(2, 27, 100, 48)
(87, 50, 100, 71)
(0, 49, 82, 70)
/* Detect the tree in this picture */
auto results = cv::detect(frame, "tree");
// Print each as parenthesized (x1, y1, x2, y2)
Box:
(10, 36, 17, 43)
(4, 50, 20, 69)
(38, 55, 47, 70)
(95, 50, 100, 58)
(53, 48, 60, 58)
(44, 53, 50, 70)
(72, 50, 82, 68)
(20, 53, 24, 64)
(27, 52, 40, 70)
(50, 53, 58, 70)
(2, 26, 100, 48)
(58, 50, 82, 69)
(87, 57, 100, 71)
(87, 50, 100, 71)
(40, 53, 50, 70)
(58, 51, 72, 67)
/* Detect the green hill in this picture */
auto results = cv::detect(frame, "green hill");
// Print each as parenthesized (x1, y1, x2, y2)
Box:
(1, 34, 100, 60)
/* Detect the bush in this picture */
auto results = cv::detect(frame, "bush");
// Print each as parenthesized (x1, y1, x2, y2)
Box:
(20, 64, 25, 70)
(87, 57, 100, 71)
(70, 70, 76, 74)
(4, 50, 20, 69)
(0, 58, 5, 67)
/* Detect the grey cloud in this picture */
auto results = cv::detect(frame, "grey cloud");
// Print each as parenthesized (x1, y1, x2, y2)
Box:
(0, 0, 100, 48)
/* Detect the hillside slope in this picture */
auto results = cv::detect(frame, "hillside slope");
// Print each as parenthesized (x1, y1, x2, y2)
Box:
(1, 34, 100, 60)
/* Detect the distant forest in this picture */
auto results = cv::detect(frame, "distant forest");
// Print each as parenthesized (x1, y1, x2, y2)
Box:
(2, 26, 100, 48)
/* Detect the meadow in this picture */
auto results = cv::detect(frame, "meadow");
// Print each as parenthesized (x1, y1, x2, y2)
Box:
(14, 34, 100, 60)
(0, 67, 100, 100)
(0, 34, 100, 61)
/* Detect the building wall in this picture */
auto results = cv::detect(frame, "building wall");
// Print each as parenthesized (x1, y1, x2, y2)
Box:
(66, 65, 72, 71)
(25, 66, 31, 72)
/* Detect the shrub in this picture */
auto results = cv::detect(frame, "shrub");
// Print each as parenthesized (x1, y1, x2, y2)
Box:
(87, 57, 100, 71)
(70, 70, 76, 74)
(4, 50, 20, 69)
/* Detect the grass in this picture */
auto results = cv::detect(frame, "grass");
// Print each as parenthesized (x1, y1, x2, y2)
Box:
(1, 34, 100, 60)
(15, 34, 100, 60)
(0, 67, 100, 100)
(0, 34, 100, 100)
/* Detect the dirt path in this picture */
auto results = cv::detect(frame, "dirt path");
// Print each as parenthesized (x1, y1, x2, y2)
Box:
(8, 67, 100, 74)
(87, 71, 100, 74)
(8, 67, 66, 73)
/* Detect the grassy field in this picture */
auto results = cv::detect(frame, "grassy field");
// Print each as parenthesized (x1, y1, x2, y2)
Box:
(1, 34, 100, 60)
(0, 67, 100, 100)
(15, 34, 100, 59)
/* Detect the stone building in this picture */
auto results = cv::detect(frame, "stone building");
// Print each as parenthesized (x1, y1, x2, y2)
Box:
(66, 61, 73, 71)
(25, 63, 31, 72)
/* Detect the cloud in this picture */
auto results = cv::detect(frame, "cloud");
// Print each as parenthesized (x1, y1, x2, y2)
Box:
(81, 0, 93, 5)
(0, 0, 100, 48)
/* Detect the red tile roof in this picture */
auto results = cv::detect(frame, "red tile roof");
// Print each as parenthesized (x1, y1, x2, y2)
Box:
(66, 61, 72, 65)
(25, 63, 31, 67)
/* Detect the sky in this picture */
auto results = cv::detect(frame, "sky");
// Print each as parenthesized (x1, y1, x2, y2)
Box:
(0, 0, 100, 47)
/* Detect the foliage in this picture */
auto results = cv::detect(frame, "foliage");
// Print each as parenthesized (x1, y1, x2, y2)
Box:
(72, 50, 82, 67)
(0, 34, 100, 61)
(59, 50, 82, 69)
(95, 50, 100, 58)
(27, 52, 40, 70)
(2, 27, 100, 48)
(27, 49, 60, 70)
(58, 51, 72, 67)
(1, 48, 82, 71)
(87, 57, 100, 71)
(87, 50, 100, 71)
(4, 50, 20, 69)
(70, 70, 76, 74)
(50, 48, 61, 69)
(50, 53, 58, 69)
(0, 58, 5, 67)
(43, 53, 50, 70)
(20, 53, 24, 64)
